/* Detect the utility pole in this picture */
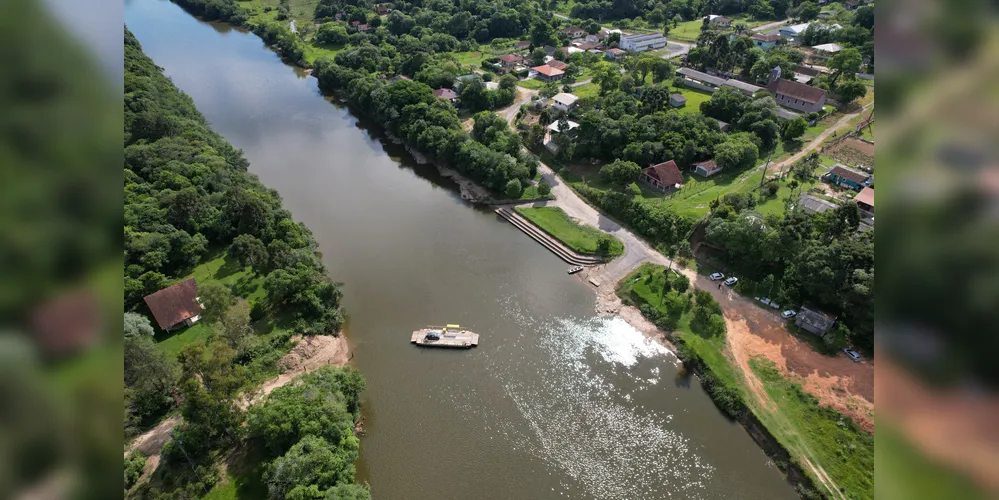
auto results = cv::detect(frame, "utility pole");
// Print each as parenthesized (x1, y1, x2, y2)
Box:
(170, 430, 210, 495)
(759, 151, 774, 189)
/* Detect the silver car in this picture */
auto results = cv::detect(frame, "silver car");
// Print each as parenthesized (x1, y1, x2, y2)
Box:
(843, 349, 862, 362)
(710, 272, 725, 280)
(780, 310, 797, 319)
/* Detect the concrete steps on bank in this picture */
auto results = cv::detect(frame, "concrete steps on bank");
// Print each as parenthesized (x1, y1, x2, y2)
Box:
(494, 208, 605, 267)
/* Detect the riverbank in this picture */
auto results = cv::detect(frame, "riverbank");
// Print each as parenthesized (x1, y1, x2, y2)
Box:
(615, 263, 874, 500)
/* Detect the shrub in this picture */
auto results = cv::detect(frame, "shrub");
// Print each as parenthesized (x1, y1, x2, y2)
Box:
(537, 181, 551, 196)
(124, 452, 147, 490)
(505, 179, 523, 198)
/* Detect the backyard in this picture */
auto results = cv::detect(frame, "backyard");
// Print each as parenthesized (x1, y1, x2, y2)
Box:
(515, 206, 624, 256)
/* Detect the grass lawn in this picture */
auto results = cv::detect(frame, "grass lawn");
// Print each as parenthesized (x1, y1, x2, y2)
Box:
(515, 206, 624, 256)
(152, 248, 283, 358)
(517, 77, 546, 90)
(751, 358, 874, 499)
(668, 19, 706, 41)
(673, 88, 712, 115)
(619, 264, 741, 388)
(573, 82, 601, 99)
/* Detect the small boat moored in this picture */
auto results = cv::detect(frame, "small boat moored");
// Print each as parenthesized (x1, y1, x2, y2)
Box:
(567, 266, 584, 274)
(411, 324, 479, 348)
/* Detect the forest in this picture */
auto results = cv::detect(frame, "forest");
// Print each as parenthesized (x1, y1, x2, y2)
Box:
(124, 28, 369, 498)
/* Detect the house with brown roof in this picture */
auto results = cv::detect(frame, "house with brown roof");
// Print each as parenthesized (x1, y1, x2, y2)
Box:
(766, 66, 827, 113)
(691, 159, 722, 177)
(640, 160, 684, 192)
(605, 48, 627, 60)
(823, 164, 871, 190)
(750, 33, 781, 49)
(497, 53, 526, 68)
(532, 64, 565, 82)
(561, 26, 586, 38)
(143, 278, 204, 332)
(547, 59, 568, 70)
(433, 88, 458, 103)
(854, 186, 874, 213)
(574, 41, 604, 51)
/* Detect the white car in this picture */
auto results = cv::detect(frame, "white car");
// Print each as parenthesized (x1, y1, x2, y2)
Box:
(770, 302, 780, 309)
(843, 349, 862, 362)
(780, 310, 797, 319)
(759, 297, 771, 305)
(724, 277, 738, 286)
(709, 272, 725, 281)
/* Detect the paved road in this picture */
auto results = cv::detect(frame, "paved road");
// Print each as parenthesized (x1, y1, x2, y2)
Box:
(750, 19, 790, 34)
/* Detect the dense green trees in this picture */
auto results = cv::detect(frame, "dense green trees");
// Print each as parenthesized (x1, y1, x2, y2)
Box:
(246, 367, 367, 497)
(599, 159, 642, 187)
(126, 29, 345, 335)
(125, 334, 178, 433)
(705, 199, 874, 349)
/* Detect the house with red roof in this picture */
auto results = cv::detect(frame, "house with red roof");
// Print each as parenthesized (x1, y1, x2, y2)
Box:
(143, 278, 204, 332)
(532, 64, 565, 82)
(641, 160, 684, 192)
(691, 159, 723, 177)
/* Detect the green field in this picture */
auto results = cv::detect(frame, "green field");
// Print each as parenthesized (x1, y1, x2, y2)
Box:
(517, 77, 546, 89)
(515, 206, 624, 256)
(673, 88, 712, 115)
(668, 20, 707, 41)
(572, 82, 600, 99)
(751, 358, 874, 499)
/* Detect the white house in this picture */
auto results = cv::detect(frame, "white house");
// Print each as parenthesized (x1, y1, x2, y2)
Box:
(551, 93, 579, 112)
(811, 43, 843, 58)
(779, 23, 810, 42)
(544, 120, 580, 154)
(619, 33, 669, 52)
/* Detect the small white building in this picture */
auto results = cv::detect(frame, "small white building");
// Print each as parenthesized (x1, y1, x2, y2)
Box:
(544, 120, 580, 154)
(619, 33, 669, 52)
(551, 93, 579, 112)
(811, 43, 843, 58)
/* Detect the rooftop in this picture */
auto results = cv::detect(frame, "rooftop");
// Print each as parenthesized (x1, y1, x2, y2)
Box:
(782, 23, 811, 34)
(547, 120, 580, 132)
(751, 33, 782, 42)
(797, 306, 837, 332)
(828, 164, 871, 184)
(547, 59, 568, 70)
(552, 92, 579, 106)
(433, 88, 458, 99)
(643, 160, 684, 187)
(676, 67, 727, 87)
(812, 43, 843, 53)
(532, 65, 565, 77)
(143, 278, 202, 330)
(798, 193, 838, 213)
(769, 78, 828, 103)
(854, 187, 875, 207)
(723, 79, 764, 94)
(693, 159, 722, 174)
(621, 33, 668, 43)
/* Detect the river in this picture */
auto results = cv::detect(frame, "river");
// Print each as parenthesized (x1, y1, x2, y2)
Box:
(124, 1, 797, 498)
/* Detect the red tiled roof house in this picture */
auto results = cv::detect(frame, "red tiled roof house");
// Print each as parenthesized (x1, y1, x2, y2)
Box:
(143, 278, 205, 332)
(532, 64, 565, 82)
(641, 160, 684, 192)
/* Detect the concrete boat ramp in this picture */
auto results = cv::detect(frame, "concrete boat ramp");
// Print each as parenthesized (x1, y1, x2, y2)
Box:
(411, 327, 479, 348)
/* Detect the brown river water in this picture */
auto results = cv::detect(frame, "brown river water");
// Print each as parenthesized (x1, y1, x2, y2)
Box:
(124, 1, 797, 498)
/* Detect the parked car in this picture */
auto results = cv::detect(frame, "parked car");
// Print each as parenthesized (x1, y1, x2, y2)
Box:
(843, 349, 862, 362)
(724, 277, 738, 286)
(769, 302, 780, 309)
(759, 297, 771, 305)
(781, 310, 797, 319)
(710, 272, 725, 280)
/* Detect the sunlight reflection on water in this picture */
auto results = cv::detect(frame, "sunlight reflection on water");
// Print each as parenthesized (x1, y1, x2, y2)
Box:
(497, 315, 713, 499)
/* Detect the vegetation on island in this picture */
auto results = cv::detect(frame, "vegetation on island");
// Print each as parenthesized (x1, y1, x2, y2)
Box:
(124, 28, 368, 499)
(515, 207, 624, 256)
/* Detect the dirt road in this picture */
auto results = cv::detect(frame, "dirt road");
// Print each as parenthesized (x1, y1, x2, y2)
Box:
(770, 103, 875, 173)
(124, 335, 351, 469)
